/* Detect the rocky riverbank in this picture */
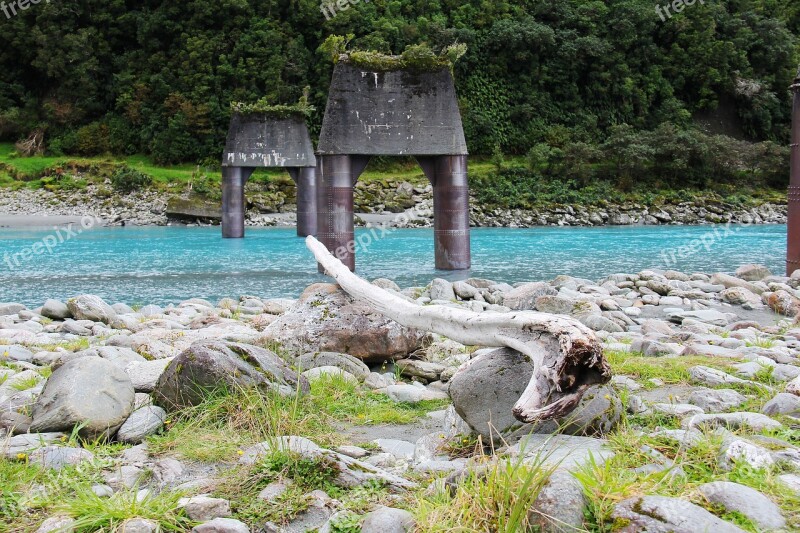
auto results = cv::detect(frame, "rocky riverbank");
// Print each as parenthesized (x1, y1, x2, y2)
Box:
(0, 180, 787, 228)
(2, 262, 800, 531)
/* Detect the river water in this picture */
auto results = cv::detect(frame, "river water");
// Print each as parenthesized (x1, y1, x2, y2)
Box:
(0, 224, 786, 306)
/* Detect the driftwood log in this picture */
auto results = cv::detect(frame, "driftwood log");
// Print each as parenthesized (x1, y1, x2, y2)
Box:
(306, 236, 612, 423)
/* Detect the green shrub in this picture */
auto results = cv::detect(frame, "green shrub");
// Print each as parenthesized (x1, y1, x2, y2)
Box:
(75, 122, 111, 156)
(110, 166, 152, 193)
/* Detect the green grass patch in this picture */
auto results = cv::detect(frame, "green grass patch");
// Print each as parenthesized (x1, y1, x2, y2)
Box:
(148, 377, 448, 463)
(604, 350, 737, 388)
(414, 454, 554, 532)
(575, 406, 800, 532)
(57, 487, 192, 532)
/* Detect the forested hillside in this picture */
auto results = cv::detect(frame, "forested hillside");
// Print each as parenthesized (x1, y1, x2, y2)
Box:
(0, 0, 798, 182)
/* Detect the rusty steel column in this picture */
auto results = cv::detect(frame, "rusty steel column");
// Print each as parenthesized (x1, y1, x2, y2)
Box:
(221, 167, 253, 238)
(788, 70, 800, 275)
(431, 155, 471, 270)
(317, 155, 356, 271)
(289, 167, 318, 238)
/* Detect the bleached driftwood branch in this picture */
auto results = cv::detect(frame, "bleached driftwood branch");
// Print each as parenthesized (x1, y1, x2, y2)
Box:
(306, 236, 612, 423)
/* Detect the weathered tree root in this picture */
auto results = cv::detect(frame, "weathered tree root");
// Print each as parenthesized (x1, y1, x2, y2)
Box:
(306, 236, 612, 423)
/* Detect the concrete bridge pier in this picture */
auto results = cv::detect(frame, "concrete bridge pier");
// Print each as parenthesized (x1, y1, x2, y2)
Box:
(221, 166, 254, 239)
(316, 155, 370, 272)
(788, 70, 800, 275)
(288, 166, 318, 238)
(317, 155, 356, 271)
(418, 155, 471, 270)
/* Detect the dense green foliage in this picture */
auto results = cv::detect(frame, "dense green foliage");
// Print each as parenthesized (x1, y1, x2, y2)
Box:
(476, 123, 789, 208)
(0, 0, 797, 173)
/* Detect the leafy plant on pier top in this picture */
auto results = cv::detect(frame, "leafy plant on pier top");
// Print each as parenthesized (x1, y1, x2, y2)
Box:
(230, 87, 316, 119)
(319, 34, 467, 73)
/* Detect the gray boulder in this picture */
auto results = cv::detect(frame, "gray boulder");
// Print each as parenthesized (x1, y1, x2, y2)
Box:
(687, 388, 746, 412)
(762, 392, 800, 416)
(41, 299, 72, 320)
(528, 470, 587, 532)
(448, 348, 534, 440)
(116, 406, 166, 444)
(66, 295, 117, 324)
(153, 341, 308, 410)
(360, 507, 414, 533)
(262, 284, 426, 363)
(429, 278, 456, 301)
(735, 264, 772, 281)
(31, 357, 135, 440)
(698, 481, 785, 530)
(296, 351, 370, 381)
(0, 303, 24, 316)
(612, 495, 746, 533)
(503, 282, 557, 311)
(449, 348, 619, 441)
(558, 384, 622, 436)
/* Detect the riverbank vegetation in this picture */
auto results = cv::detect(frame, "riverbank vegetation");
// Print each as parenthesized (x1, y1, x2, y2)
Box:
(0, 1, 797, 165)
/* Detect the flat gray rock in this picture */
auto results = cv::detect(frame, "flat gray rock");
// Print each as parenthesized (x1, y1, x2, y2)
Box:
(372, 438, 415, 460)
(2, 345, 34, 362)
(687, 388, 746, 412)
(360, 506, 414, 533)
(612, 495, 747, 533)
(698, 481, 785, 530)
(689, 366, 749, 387)
(0, 432, 65, 459)
(116, 406, 166, 444)
(29, 446, 94, 470)
(684, 412, 783, 432)
(507, 434, 614, 470)
(296, 351, 370, 381)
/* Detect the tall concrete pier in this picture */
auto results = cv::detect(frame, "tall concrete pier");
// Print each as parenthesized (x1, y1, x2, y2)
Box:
(317, 61, 471, 271)
(788, 68, 800, 275)
(221, 114, 317, 238)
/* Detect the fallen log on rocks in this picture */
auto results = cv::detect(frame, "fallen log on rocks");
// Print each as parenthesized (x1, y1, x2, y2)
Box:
(306, 236, 612, 423)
